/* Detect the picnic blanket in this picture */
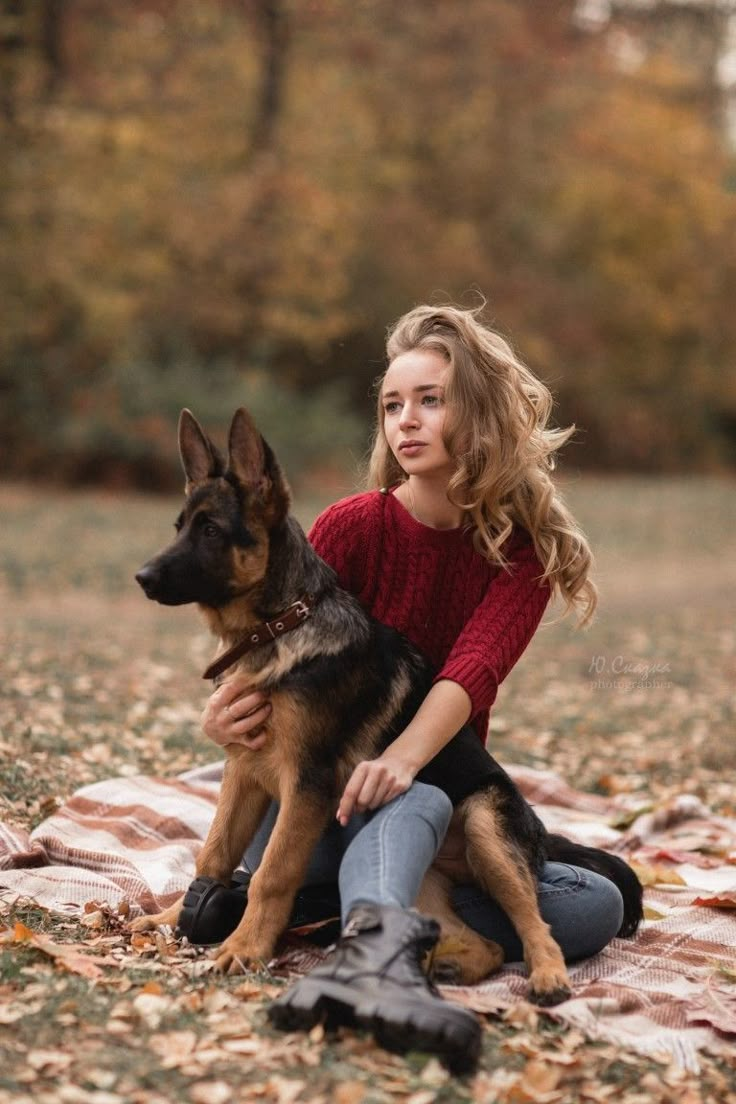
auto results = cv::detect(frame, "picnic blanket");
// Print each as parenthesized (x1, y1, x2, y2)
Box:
(1, 762, 735, 1071)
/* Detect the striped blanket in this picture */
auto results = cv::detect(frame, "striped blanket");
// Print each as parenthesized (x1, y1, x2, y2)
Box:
(1, 762, 735, 1071)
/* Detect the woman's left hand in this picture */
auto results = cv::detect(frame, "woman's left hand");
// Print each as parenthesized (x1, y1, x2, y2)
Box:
(336, 754, 415, 826)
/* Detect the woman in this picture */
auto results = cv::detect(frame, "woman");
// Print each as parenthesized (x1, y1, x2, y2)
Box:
(188, 305, 623, 1063)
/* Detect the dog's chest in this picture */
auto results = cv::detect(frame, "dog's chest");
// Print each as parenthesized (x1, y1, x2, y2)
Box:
(229, 642, 297, 689)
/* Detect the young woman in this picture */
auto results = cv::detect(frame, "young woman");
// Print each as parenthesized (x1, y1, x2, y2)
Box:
(189, 305, 623, 1065)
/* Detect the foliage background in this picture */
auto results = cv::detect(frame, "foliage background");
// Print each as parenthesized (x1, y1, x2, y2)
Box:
(2, 0, 736, 489)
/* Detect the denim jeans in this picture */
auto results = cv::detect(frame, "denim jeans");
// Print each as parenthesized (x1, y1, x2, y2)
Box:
(242, 781, 624, 964)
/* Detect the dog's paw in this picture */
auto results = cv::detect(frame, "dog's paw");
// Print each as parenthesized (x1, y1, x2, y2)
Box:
(428, 959, 464, 985)
(428, 935, 505, 987)
(527, 967, 572, 1007)
(212, 938, 268, 975)
(129, 914, 164, 933)
(128, 904, 182, 934)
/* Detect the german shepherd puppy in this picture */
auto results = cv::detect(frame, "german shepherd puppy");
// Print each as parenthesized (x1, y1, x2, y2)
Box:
(131, 407, 642, 1004)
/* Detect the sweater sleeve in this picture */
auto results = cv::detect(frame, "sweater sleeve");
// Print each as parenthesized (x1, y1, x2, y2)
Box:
(435, 536, 551, 719)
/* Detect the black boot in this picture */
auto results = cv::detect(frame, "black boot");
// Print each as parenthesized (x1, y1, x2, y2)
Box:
(177, 872, 342, 947)
(268, 903, 482, 1074)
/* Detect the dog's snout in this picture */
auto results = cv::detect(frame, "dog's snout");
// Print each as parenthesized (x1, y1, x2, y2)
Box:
(135, 564, 159, 596)
(134, 557, 197, 605)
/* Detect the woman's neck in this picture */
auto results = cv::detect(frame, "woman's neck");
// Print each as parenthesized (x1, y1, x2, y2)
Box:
(395, 478, 464, 530)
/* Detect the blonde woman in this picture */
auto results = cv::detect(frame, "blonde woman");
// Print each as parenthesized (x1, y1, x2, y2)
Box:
(191, 305, 626, 1066)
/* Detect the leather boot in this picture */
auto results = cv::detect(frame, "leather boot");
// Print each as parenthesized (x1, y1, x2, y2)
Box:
(268, 903, 482, 1074)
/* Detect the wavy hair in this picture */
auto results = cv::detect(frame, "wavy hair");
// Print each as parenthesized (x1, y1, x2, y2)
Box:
(367, 304, 597, 625)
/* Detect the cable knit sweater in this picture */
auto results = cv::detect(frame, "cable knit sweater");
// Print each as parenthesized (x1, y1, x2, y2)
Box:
(308, 488, 551, 742)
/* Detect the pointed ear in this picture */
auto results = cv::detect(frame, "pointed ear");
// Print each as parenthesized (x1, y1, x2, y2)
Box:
(228, 407, 291, 524)
(178, 409, 224, 490)
(227, 407, 268, 489)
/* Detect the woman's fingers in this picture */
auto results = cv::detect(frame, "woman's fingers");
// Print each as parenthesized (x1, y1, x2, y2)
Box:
(234, 726, 269, 751)
(201, 679, 271, 748)
(336, 758, 413, 825)
(215, 675, 255, 707)
(226, 691, 270, 723)
(229, 702, 272, 738)
(336, 762, 369, 825)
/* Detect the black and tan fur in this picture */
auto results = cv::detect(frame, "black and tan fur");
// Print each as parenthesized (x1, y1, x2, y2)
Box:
(131, 407, 642, 1004)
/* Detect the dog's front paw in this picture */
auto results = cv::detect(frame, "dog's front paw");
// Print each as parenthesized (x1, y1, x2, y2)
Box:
(212, 936, 270, 975)
(128, 902, 182, 934)
(527, 966, 572, 1007)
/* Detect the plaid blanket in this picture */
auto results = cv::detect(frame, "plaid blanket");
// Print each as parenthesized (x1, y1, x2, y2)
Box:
(1, 762, 734, 1071)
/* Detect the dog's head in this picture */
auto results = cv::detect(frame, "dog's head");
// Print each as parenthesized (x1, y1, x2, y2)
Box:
(135, 407, 290, 608)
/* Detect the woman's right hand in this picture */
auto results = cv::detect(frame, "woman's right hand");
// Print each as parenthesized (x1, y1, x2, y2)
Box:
(201, 676, 271, 750)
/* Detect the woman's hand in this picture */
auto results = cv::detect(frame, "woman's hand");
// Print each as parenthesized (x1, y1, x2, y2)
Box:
(336, 753, 415, 826)
(201, 676, 271, 750)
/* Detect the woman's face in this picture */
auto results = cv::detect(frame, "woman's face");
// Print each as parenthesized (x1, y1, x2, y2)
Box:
(381, 348, 454, 479)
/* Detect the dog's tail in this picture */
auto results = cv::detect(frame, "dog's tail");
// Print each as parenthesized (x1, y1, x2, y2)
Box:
(544, 834, 644, 938)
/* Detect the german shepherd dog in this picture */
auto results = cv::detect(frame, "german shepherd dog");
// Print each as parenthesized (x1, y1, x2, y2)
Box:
(131, 407, 642, 1004)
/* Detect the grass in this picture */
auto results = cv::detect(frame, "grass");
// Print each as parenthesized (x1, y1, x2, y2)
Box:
(0, 475, 735, 1103)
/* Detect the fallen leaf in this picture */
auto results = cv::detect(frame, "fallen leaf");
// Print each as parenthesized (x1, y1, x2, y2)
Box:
(502, 1002, 539, 1030)
(147, 1030, 198, 1068)
(202, 986, 240, 1012)
(26, 1049, 74, 1074)
(265, 1077, 306, 1104)
(80, 911, 104, 930)
(518, 1058, 564, 1099)
(419, 1057, 448, 1085)
(630, 862, 687, 887)
(139, 980, 164, 995)
(220, 1038, 263, 1055)
(333, 1081, 367, 1104)
(693, 892, 736, 909)
(190, 1082, 232, 1104)
(132, 992, 173, 1030)
(0, 923, 105, 979)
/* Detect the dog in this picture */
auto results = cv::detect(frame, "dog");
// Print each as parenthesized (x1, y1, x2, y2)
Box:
(131, 407, 642, 1004)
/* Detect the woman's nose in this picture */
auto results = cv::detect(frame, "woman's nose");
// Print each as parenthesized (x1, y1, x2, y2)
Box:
(399, 403, 419, 429)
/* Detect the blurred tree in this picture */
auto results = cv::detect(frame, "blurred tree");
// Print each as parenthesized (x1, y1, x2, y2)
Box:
(0, 0, 734, 484)
(249, 0, 288, 155)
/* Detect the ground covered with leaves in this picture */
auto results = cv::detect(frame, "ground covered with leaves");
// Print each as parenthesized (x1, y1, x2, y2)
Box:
(1, 478, 734, 1103)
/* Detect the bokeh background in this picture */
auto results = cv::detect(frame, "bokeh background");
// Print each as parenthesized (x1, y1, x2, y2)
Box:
(2, 0, 736, 489)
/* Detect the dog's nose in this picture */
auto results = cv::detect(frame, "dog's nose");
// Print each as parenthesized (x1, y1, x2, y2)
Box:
(135, 565, 158, 596)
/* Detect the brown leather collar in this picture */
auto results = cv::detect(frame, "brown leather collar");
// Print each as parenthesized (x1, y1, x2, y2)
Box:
(202, 597, 314, 681)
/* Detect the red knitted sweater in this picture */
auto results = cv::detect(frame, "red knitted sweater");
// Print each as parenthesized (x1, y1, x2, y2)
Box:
(308, 489, 551, 741)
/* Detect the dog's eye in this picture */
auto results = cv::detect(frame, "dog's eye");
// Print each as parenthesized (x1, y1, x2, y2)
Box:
(203, 523, 220, 540)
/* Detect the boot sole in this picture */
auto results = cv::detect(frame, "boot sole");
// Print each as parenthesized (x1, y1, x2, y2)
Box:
(177, 875, 248, 945)
(268, 977, 481, 1075)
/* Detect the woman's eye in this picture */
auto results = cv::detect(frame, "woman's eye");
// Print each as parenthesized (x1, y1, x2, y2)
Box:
(422, 394, 441, 406)
(384, 401, 401, 414)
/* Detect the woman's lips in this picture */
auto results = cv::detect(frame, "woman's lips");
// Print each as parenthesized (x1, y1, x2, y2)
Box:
(399, 441, 426, 455)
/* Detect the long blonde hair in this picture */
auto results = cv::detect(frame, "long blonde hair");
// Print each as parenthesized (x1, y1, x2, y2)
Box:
(367, 304, 598, 625)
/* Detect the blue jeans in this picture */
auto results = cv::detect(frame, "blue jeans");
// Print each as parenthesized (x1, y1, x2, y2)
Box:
(243, 781, 624, 964)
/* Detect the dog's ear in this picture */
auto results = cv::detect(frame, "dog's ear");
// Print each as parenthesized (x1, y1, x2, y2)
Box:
(178, 409, 224, 490)
(228, 407, 291, 524)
